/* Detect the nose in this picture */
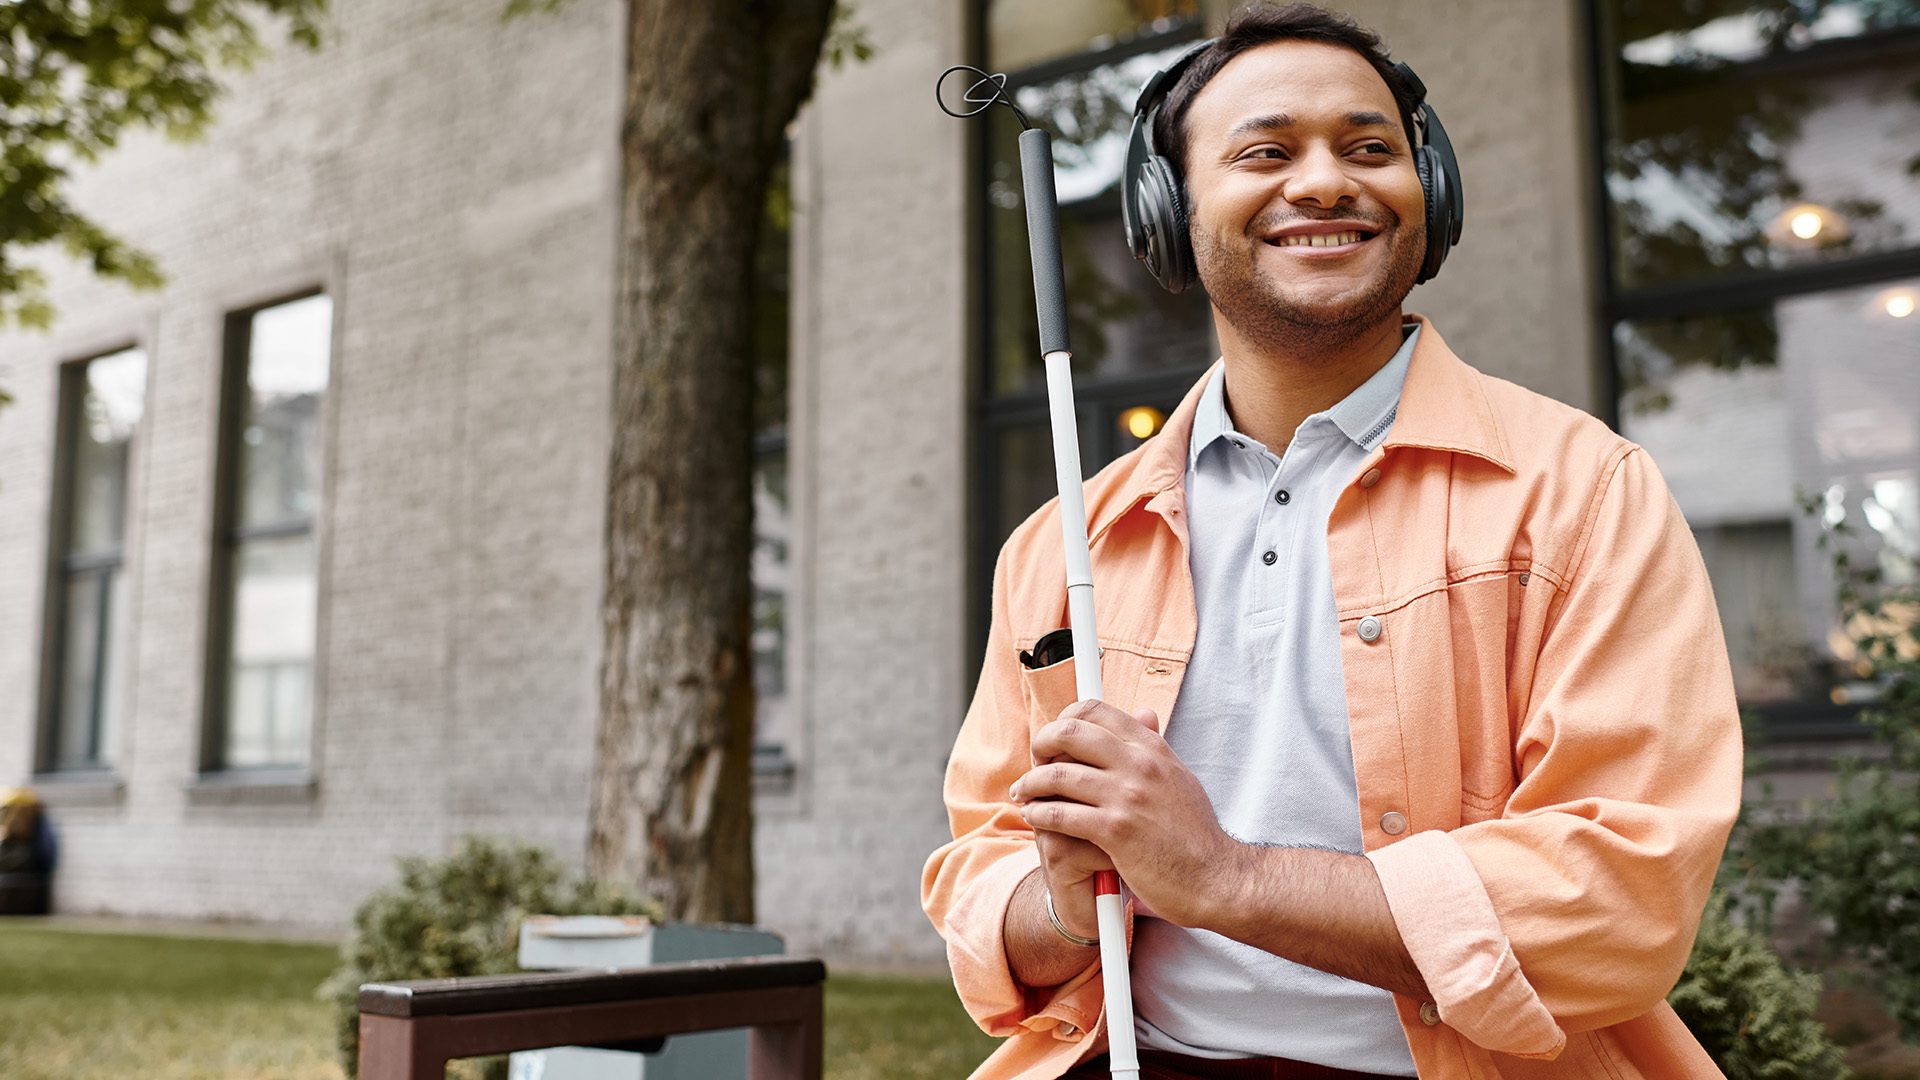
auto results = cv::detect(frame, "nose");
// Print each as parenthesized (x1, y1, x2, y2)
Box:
(1282, 142, 1359, 209)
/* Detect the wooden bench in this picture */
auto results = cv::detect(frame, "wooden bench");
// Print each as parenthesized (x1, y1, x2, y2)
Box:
(357, 955, 825, 1079)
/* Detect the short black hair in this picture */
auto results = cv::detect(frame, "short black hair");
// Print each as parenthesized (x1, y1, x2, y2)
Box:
(1152, 3, 1421, 184)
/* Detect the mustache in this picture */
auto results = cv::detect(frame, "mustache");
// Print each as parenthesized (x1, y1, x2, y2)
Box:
(1246, 207, 1398, 235)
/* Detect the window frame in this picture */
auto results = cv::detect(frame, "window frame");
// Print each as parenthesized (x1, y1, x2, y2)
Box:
(1582, 3, 1920, 738)
(35, 344, 149, 776)
(199, 288, 337, 776)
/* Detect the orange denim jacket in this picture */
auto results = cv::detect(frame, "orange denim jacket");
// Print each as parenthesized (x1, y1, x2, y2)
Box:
(922, 317, 1743, 1080)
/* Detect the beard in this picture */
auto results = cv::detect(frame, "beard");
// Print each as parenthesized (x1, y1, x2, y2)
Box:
(1192, 204, 1425, 358)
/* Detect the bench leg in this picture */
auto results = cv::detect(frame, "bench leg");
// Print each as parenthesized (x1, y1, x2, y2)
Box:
(360, 1014, 448, 1080)
(748, 985, 823, 1080)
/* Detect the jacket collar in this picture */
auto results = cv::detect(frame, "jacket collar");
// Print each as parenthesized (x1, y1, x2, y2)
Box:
(1093, 314, 1513, 542)
(1381, 315, 1515, 473)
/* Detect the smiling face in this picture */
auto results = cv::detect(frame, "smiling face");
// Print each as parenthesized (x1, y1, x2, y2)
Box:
(1181, 39, 1426, 357)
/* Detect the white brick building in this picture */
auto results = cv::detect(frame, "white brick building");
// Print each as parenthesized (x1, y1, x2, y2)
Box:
(2, 0, 1913, 966)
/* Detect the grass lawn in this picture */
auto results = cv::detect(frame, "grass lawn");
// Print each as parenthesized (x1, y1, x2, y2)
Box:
(0, 921, 1001, 1080)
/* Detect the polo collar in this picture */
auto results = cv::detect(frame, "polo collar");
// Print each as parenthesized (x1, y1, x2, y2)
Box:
(1092, 313, 1514, 542)
(1186, 323, 1418, 468)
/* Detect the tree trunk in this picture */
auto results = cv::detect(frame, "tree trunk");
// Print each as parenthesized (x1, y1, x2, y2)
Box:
(591, 0, 835, 922)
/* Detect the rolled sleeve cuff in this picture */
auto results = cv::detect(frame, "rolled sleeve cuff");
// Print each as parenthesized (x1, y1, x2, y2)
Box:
(1369, 830, 1567, 1058)
(942, 846, 1042, 1035)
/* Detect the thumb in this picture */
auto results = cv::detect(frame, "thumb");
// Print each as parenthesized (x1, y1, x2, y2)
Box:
(1132, 707, 1161, 735)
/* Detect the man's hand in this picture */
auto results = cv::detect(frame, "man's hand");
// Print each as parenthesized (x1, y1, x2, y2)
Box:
(1005, 697, 1433, 1001)
(1012, 699, 1243, 933)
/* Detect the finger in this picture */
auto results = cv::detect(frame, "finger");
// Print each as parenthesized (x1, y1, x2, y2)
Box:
(1019, 798, 1109, 844)
(1033, 829, 1114, 878)
(1031, 711, 1131, 769)
(1010, 760, 1110, 806)
(1133, 707, 1161, 735)
(1061, 697, 1150, 732)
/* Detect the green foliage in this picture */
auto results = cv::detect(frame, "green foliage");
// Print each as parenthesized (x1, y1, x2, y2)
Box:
(500, 0, 574, 19)
(824, 3, 876, 72)
(1725, 492, 1920, 1045)
(1671, 892, 1851, 1080)
(0, 0, 327, 329)
(320, 835, 660, 1078)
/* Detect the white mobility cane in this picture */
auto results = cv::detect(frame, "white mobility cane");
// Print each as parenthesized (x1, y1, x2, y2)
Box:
(939, 67, 1139, 1080)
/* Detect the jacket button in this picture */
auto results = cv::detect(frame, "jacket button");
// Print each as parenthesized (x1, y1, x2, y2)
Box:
(1419, 1001, 1441, 1026)
(1380, 811, 1408, 835)
(1357, 615, 1382, 642)
(1059, 1023, 1079, 1036)
(1360, 468, 1382, 488)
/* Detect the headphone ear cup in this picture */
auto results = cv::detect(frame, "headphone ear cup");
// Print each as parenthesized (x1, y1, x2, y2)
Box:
(1414, 145, 1447, 285)
(1138, 156, 1197, 294)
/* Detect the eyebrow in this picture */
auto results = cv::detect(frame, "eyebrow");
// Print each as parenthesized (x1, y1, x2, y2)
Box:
(1224, 110, 1400, 142)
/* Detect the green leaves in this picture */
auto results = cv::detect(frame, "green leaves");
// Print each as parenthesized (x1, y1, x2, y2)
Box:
(0, 0, 327, 329)
(823, 2, 875, 72)
(1671, 893, 1852, 1080)
(320, 834, 661, 1077)
(1724, 493, 1920, 1048)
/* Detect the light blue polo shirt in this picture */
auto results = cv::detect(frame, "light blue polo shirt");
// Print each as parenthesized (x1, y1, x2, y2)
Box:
(1131, 325, 1420, 1074)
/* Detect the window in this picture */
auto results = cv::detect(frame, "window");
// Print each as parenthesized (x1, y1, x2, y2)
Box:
(975, 1, 1210, 658)
(205, 294, 332, 770)
(39, 347, 147, 772)
(753, 153, 796, 782)
(1593, 2, 1920, 728)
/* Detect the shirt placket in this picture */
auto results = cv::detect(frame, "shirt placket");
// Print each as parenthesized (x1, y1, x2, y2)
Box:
(1249, 442, 1288, 623)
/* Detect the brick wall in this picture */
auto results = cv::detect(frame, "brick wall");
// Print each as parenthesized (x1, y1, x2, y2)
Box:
(0, 0, 625, 930)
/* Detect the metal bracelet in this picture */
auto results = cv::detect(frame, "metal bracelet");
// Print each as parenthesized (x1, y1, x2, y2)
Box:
(1044, 888, 1098, 947)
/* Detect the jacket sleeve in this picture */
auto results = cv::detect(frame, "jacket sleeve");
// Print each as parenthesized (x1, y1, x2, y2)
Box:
(921, 536, 1109, 1040)
(1370, 446, 1744, 1052)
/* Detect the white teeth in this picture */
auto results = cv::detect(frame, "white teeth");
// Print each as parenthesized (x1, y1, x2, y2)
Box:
(1275, 231, 1365, 248)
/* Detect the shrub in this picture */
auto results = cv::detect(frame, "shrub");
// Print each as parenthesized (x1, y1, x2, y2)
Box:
(1671, 890, 1850, 1080)
(1725, 495, 1920, 1046)
(320, 835, 660, 1078)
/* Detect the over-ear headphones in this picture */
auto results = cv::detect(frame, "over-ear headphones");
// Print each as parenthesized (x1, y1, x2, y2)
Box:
(1121, 41, 1465, 293)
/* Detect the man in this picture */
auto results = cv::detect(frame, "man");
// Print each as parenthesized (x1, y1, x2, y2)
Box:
(922, 5, 1742, 1080)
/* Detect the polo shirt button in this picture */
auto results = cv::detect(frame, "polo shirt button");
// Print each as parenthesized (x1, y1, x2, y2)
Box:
(1262, 550, 1277, 565)
(1380, 811, 1408, 835)
(1275, 489, 1290, 505)
(1357, 615, 1382, 642)
(1419, 1001, 1441, 1026)
(1360, 468, 1382, 488)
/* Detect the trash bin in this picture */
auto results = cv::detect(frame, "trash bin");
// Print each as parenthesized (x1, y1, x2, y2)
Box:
(506, 917, 785, 1080)
(0, 788, 54, 916)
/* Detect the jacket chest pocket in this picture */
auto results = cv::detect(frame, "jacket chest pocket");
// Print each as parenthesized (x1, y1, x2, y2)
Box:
(1441, 575, 1525, 815)
(1022, 655, 1083, 741)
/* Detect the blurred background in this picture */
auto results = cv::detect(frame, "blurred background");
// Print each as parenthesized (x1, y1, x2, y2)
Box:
(0, 0, 1916, 1074)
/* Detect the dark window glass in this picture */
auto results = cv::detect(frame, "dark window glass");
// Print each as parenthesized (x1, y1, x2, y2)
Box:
(1616, 280, 1920, 708)
(987, 40, 1215, 398)
(43, 348, 146, 771)
(1596, 2, 1920, 730)
(1598, 2, 1920, 290)
(753, 154, 795, 777)
(211, 294, 331, 770)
